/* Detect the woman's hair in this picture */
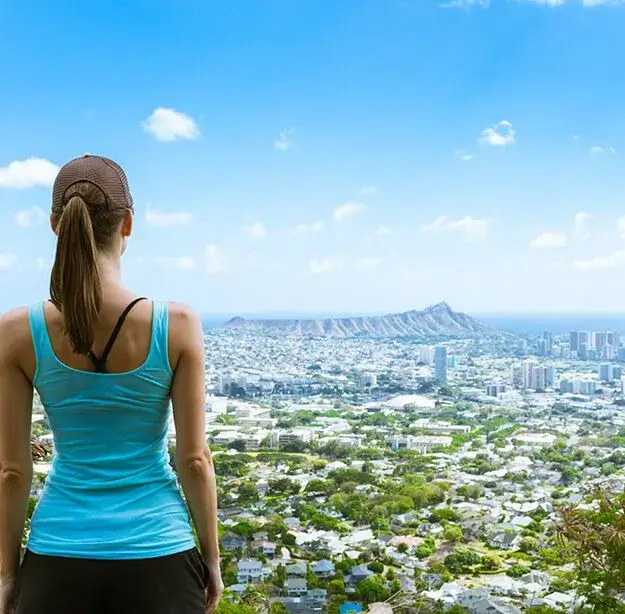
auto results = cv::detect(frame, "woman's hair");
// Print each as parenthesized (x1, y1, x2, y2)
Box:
(50, 182, 128, 355)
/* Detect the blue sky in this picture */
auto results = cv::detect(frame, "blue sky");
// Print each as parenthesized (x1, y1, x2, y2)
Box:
(2, 0, 625, 315)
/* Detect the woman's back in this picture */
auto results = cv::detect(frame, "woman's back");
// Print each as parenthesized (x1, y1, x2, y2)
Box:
(0, 154, 222, 614)
(28, 299, 195, 558)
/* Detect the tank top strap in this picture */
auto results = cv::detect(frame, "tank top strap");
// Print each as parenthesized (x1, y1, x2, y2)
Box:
(28, 301, 56, 380)
(149, 301, 172, 373)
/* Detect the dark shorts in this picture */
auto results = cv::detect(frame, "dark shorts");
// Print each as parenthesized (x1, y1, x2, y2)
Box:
(16, 547, 208, 614)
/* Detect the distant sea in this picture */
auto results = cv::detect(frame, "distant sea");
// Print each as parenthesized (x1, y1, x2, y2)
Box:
(202, 312, 625, 335)
(476, 314, 625, 335)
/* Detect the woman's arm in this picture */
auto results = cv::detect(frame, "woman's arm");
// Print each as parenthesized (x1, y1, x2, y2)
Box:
(169, 305, 219, 567)
(0, 309, 34, 579)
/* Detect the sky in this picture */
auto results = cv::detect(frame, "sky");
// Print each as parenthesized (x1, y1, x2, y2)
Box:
(2, 0, 625, 316)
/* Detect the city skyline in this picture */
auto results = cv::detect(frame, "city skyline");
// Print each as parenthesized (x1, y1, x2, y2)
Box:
(2, 1, 625, 314)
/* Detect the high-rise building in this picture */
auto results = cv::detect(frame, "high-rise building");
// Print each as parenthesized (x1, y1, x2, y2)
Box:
(599, 364, 611, 382)
(579, 380, 597, 395)
(532, 366, 546, 391)
(513, 360, 554, 391)
(418, 346, 434, 366)
(512, 366, 523, 388)
(593, 332, 607, 351)
(434, 346, 447, 385)
(569, 331, 580, 352)
(608, 331, 621, 349)
(597, 364, 622, 382)
(560, 378, 597, 395)
(448, 355, 457, 369)
(542, 331, 553, 355)
(486, 383, 508, 397)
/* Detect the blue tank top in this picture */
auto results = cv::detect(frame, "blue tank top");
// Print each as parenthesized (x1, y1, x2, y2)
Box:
(27, 300, 196, 559)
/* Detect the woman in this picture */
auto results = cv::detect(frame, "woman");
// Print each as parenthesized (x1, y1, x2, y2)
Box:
(0, 154, 223, 613)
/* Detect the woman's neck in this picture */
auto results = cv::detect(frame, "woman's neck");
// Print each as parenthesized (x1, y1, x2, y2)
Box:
(97, 254, 122, 285)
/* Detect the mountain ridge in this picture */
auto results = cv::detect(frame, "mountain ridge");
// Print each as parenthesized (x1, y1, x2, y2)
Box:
(222, 302, 496, 337)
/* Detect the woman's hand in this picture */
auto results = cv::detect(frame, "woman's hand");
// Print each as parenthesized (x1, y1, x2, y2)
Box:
(204, 563, 223, 614)
(0, 575, 17, 614)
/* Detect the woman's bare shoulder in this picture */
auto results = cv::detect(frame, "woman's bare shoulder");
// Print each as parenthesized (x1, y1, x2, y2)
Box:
(0, 307, 33, 361)
(166, 302, 203, 346)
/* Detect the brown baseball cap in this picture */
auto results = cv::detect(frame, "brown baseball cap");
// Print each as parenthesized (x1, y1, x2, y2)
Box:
(52, 154, 134, 212)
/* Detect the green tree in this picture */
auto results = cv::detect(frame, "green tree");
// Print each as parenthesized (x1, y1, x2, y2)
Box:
(355, 576, 391, 604)
(481, 554, 502, 572)
(305, 479, 331, 495)
(268, 477, 300, 497)
(558, 489, 625, 612)
(506, 564, 531, 578)
(216, 596, 256, 614)
(327, 578, 345, 595)
(518, 536, 539, 554)
(443, 524, 463, 543)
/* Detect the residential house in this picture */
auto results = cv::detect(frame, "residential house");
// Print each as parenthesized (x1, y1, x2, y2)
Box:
(225, 584, 246, 597)
(284, 517, 302, 530)
(346, 565, 374, 587)
(458, 593, 521, 614)
(489, 532, 520, 551)
(221, 531, 247, 552)
(276, 598, 322, 614)
(311, 559, 335, 578)
(286, 578, 308, 597)
(306, 588, 327, 606)
(251, 540, 277, 557)
(253, 531, 269, 541)
(237, 559, 267, 584)
(286, 563, 308, 577)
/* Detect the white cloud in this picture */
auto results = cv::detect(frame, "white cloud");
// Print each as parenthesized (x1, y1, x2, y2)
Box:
(419, 215, 489, 241)
(454, 150, 474, 161)
(293, 220, 325, 235)
(333, 201, 365, 221)
(36, 257, 49, 270)
(206, 245, 226, 274)
(15, 206, 47, 227)
(309, 259, 336, 275)
(145, 209, 192, 227)
(157, 257, 196, 269)
(0, 158, 59, 189)
(357, 257, 381, 272)
(142, 108, 200, 142)
(573, 250, 625, 271)
(275, 127, 295, 151)
(590, 145, 616, 155)
(376, 226, 392, 236)
(479, 120, 516, 147)
(617, 217, 625, 238)
(0, 254, 17, 270)
(359, 186, 377, 195)
(529, 231, 568, 248)
(244, 222, 267, 238)
(572, 211, 591, 239)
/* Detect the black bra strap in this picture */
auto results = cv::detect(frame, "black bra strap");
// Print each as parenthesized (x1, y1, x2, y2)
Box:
(88, 297, 147, 373)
